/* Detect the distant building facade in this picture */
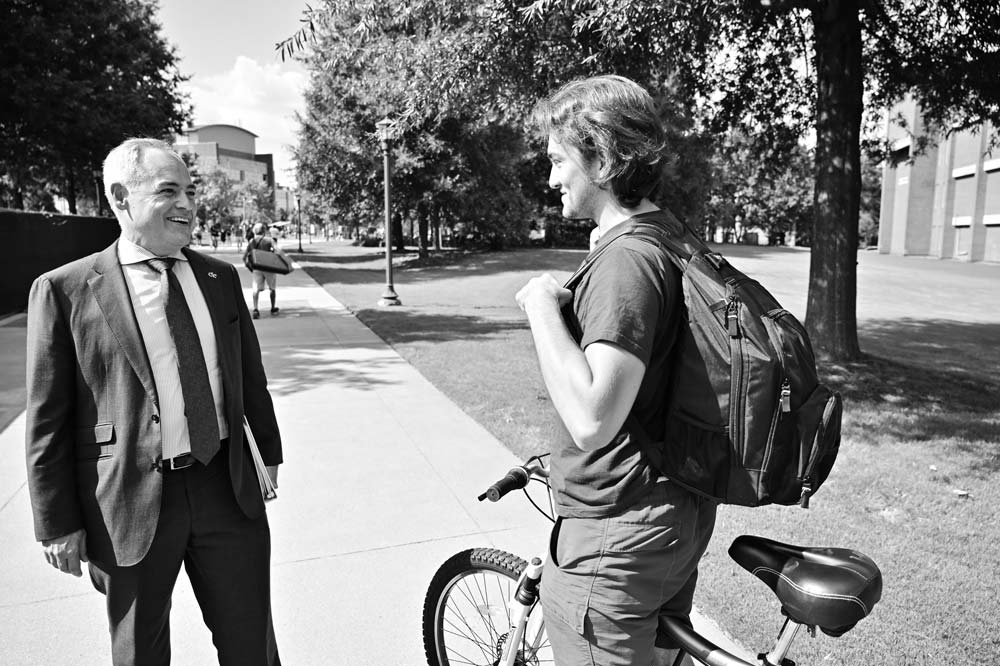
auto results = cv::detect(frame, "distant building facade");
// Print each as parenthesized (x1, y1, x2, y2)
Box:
(173, 124, 277, 216)
(879, 100, 1000, 262)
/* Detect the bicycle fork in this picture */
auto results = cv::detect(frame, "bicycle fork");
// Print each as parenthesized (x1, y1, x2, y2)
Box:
(500, 557, 545, 666)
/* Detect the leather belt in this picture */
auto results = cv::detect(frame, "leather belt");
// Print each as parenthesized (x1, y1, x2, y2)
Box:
(154, 438, 229, 473)
(156, 452, 196, 472)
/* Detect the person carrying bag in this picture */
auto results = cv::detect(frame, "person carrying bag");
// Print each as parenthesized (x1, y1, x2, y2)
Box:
(243, 223, 293, 318)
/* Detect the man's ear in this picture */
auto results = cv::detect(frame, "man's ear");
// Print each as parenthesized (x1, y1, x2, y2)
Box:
(110, 183, 129, 210)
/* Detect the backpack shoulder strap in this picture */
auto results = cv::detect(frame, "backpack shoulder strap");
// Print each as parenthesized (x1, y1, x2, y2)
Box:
(628, 213, 712, 267)
(562, 235, 622, 291)
(562, 211, 698, 291)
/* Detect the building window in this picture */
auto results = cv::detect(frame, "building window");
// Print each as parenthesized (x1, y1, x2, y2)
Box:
(984, 171, 1000, 225)
(952, 173, 976, 227)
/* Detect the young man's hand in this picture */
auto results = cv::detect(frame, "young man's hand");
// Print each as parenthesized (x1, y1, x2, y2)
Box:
(515, 274, 572, 313)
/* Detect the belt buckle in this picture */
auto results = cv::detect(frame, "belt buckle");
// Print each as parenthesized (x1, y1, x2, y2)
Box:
(159, 453, 195, 472)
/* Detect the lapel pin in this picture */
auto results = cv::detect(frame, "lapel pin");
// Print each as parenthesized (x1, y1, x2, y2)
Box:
(208, 271, 217, 279)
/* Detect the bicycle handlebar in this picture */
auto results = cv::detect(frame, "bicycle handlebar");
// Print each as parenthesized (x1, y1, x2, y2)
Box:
(478, 465, 531, 502)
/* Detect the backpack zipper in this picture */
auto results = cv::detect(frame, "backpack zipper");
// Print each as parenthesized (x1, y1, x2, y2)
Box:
(759, 314, 792, 491)
(727, 296, 745, 455)
(765, 379, 791, 444)
(799, 392, 840, 508)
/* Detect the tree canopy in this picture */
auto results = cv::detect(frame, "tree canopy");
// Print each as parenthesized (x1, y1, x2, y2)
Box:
(281, 0, 1000, 360)
(0, 0, 190, 213)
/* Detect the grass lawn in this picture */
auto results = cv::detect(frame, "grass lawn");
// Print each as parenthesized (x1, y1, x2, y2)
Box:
(296, 241, 1000, 665)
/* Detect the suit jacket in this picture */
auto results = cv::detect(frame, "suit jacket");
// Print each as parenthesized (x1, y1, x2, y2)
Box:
(25, 241, 282, 567)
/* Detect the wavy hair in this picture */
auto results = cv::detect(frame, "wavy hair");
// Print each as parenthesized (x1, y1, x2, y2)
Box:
(533, 75, 668, 208)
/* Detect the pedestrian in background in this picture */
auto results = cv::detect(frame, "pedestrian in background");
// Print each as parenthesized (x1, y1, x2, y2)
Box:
(244, 222, 292, 319)
(210, 220, 221, 250)
(25, 138, 284, 666)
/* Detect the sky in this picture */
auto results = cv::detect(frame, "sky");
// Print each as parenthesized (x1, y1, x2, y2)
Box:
(156, 0, 311, 188)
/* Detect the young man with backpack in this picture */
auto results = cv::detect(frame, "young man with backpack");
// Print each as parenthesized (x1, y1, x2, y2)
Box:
(515, 75, 716, 666)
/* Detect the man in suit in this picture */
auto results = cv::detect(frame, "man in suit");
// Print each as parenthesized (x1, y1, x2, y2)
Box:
(25, 138, 283, 665)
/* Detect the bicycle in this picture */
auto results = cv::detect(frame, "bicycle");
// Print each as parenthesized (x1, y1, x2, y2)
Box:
(422, 455, 883, 666)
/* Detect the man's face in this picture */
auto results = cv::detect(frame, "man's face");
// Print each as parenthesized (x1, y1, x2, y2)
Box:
(546, 135, 604, 221)
(116, 149, 196, 255)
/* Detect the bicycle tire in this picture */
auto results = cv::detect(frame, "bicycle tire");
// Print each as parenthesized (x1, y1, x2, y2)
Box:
(422, 548, 553, 666)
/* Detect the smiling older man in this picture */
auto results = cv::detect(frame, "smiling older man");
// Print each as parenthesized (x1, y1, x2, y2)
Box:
(25, 138, 284, 665)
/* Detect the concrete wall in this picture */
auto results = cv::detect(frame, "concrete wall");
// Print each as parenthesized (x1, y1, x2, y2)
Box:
(0, 211, 120, 315)
(879, 104, 1000, 263)
(179, 125, 257, 155)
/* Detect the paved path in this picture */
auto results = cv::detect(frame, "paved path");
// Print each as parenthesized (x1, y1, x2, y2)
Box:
(0, 249, 747, 665)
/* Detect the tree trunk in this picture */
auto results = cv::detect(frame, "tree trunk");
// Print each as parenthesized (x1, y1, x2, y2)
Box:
(66, 167, 78, 215)
(393, 211, 405, 253)
(417, 206, 429, 259)
(807, 0, 862, 361)
(433, 206, 442, 250)
(9, 170, 25, 210)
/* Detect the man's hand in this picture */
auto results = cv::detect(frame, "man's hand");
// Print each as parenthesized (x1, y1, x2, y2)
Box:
(515, 274, 572, 313)
(266, 465, 279, 488)
(42, 528, 87, 577)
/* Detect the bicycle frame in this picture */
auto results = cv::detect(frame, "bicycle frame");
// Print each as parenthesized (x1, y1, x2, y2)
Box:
(433, 456, 880, 666)
(482, 458, 773, 666)
(499, 557, 547, 666)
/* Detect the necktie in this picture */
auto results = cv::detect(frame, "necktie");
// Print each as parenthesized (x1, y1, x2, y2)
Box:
(146, 258, 221, 464)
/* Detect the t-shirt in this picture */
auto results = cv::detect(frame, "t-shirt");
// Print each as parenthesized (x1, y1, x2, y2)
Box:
(549, 210, 682, 518)
(251, 236, 274, 252)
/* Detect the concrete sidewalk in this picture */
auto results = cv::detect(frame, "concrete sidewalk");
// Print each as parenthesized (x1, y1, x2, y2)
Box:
(0, 250, 746, 665)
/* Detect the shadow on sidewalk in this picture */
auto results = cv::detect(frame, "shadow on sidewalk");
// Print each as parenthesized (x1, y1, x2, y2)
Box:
(259, 340, 403, 397)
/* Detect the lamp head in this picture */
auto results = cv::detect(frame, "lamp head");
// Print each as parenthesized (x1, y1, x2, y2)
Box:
(375, 117, 394, 143)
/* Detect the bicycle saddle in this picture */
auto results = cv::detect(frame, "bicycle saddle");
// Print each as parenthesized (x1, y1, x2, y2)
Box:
(729, 535, 882, 637)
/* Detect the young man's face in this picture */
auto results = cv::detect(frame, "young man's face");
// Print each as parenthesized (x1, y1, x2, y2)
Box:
(546, 135, 605, 221)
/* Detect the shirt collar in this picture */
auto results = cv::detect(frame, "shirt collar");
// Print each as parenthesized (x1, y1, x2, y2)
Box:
(117, 236, 188, 266)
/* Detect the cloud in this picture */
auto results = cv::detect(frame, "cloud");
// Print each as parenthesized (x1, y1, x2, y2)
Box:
(182, 56, 306, 187)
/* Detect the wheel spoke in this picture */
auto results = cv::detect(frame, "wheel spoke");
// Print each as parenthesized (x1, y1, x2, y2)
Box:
(427, 552, 552, 666)
(442, 572, 509, 665)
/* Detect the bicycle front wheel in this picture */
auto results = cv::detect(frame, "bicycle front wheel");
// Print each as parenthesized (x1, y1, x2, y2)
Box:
(422, 548, 552, 666)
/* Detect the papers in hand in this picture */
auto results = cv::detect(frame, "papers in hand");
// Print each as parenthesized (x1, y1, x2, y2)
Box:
(243, 416, 277, 501)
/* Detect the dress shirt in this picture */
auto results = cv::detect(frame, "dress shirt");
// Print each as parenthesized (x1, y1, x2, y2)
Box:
(118, 238, 229, 460)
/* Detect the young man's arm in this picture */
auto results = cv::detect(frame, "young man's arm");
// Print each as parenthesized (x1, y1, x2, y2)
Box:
(516, 274, 645, 452)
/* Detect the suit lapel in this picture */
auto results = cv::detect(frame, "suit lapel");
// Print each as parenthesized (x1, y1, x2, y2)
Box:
(88, 241, 159, 406)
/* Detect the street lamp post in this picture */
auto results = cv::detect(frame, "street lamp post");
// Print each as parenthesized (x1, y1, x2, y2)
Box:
(375, 117, 401, 306)
(296, 192, 303, 253)
(92, 169, 102, 216)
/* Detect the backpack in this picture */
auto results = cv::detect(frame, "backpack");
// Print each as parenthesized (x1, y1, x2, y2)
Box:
(564, 212, 842, 508)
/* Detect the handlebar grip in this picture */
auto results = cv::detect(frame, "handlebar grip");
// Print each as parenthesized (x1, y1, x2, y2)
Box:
(478, 466, 530, 502)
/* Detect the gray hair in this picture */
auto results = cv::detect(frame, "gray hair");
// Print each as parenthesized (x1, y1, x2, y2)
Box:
(102, 138, 179, 205)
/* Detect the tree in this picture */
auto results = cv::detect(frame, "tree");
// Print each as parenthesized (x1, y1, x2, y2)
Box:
(285, 1, 714, 255)
(508, 0, 1000, 360)
(238, 179, 276, 227)
(282, 1, 1000, 360)
(195, 167, 239, 228)
(291, 1, 535, 256)
(0, 0, 190, 212)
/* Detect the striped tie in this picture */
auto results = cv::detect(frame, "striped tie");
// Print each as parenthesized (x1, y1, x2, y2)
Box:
(146, 258, 220, 464)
